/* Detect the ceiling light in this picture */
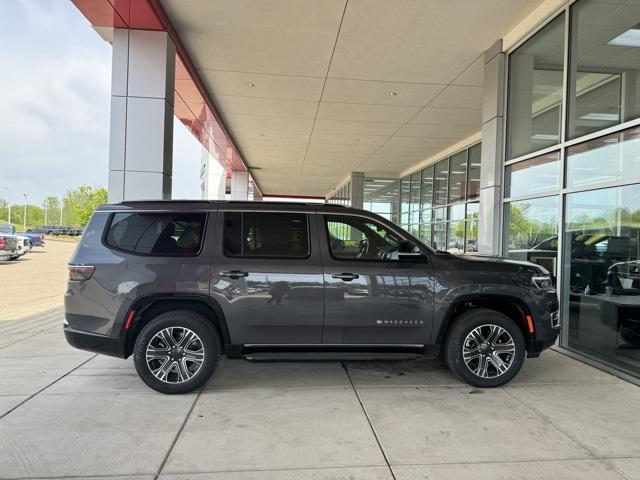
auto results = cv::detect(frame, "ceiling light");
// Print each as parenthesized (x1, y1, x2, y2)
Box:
(247, 83, 255, 87)
(608, 26, 640, 47)
(388, 92, 398, 96)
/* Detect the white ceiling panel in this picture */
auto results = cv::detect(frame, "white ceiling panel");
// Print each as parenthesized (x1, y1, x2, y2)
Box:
(162, 0, 347, 76)
(410, 107, 483, 126)
(322, 78, 446, 106)
(313, 119, 402, 136)
(317, 102, 421, 123)
(309, 132, 390, 147)
(428, 85, 485, 109)
(394, 124, 479, 139)
(223, 114, 314, 133)
(452, 56, 485, 87)
(213, 95, 319, 118)
(162, 0, 545, 196)
(199, 70, 325, 101)
(232, 128, 311, 143)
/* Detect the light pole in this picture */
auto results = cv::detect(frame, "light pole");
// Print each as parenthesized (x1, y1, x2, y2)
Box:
(2, 186, 9, 224)
(23, 193, 27, 230)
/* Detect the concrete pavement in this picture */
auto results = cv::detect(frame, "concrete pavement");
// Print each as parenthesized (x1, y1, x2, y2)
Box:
(1, 308, 640, 479)
(0, 240, 77, 322)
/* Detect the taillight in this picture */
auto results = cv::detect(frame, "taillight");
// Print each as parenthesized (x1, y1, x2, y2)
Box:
(68, 265, 95, 281)
(0, 237, 5, 249)
(40, 235, 44, 241)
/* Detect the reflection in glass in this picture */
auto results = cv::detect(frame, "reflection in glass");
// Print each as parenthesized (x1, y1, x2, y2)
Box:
(504, 196, 559, 275)
(505, 151, 560, 198)
(364, 178, 400, 222)
(566, 0, 640, 139)
(434, 158, 449, 206)
(563, 184, 640, 377)
(420, 166, 434, 209)
(465, 202, 479, 254)
(566, 125, 640, 189)
(448, 151, 467, 203)
(467, 144, 481, 200)
(409, 172, 421, 228)
(400, 177, 411, 229)
(507, 13, 565, 159)
(432, 222, 447, 251)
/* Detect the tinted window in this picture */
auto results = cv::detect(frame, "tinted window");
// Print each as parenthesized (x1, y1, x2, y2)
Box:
(105, 212, 206, 256)
(326, 215, 404, 261)
(223, 212, 309, 258)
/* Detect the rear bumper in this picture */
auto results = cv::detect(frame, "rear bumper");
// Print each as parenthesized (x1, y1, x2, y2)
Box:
(64, 325, 126, 358)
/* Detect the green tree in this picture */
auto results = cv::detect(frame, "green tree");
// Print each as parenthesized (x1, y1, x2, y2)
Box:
(43, 196, 61, 225)
(63, 186, 108, 226)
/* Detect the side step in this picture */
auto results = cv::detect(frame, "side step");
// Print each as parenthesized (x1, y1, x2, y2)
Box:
(243, 351, 425, 362)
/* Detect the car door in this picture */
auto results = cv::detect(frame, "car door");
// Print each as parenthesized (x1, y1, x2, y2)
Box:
(320, 212, 434, 345)
(210, 207, 324, 345)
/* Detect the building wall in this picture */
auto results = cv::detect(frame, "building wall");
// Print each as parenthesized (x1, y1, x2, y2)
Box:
(340, 0, 640, 381)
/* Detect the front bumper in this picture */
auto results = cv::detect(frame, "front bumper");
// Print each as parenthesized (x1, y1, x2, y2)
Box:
(64, 325, 126, 358)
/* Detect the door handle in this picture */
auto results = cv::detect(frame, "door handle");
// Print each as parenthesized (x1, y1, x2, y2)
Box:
(331, 273, 359, 281)
(219, 270, 249, 279)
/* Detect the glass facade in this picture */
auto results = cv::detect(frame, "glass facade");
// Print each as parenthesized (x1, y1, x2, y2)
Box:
(363, 178, 400, 223)
(505, 0, 640, 379)
(507, 13, 565, 159)
(326, 0, 640, 381)
(327, 180, 352, 206)
(399, 144, 481, 254)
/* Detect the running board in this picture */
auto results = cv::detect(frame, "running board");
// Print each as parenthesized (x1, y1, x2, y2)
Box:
(243, 351, 425, 362)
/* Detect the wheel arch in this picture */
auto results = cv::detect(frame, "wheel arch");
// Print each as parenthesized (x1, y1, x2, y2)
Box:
(436, 295, 533, 353)
(124, 294, 231, 358)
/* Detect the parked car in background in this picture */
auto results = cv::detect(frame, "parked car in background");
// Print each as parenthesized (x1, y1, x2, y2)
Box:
(27, 225, 83, 236)
(65, 201, 560, 394)
(0, 233, 18, 261)
(12, 235, 33, 259)
(0, 224, 45, 247)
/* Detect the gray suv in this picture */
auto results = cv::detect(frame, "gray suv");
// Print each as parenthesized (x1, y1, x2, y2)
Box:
(64, 201, 560, 393)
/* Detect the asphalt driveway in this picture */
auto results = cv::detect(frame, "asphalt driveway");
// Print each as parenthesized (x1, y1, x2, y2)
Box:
(1, 307, 640, 479)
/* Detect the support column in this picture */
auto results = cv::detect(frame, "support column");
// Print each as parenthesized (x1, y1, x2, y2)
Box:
(230, 171, 249, 200)
(478, 40, 506, 256)
(350, 172, 365, 209)
(108, 29, 175, 202)
(200, 149, 226, 200)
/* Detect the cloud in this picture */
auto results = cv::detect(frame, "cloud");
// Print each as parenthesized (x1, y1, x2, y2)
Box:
(0, 1, 112, 205)
(0, 0, 204, 206)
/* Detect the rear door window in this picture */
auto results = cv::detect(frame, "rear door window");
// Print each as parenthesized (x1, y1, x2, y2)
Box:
(223, 212, 309, 258)
(105, 212, 206, 256)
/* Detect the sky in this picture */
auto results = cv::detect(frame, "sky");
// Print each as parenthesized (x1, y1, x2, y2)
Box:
(0, 0, 203, 206)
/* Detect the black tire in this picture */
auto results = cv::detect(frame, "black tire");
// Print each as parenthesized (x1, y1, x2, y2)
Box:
(445, 308, 525, 388)
(133, 310, 221, 394)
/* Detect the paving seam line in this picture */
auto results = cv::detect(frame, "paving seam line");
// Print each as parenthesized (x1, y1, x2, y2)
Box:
(341, 361, 397, 480)
(0, 309, 63, 334)
(501, 387, 632, 480)
(0, 354, 98, 421)
(0, 321, 66, 351)
(153, 386, 205, 479)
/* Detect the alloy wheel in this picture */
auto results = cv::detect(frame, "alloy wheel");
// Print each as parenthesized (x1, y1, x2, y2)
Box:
(462, 324, 516, 378)
(146, 327, 205, 384)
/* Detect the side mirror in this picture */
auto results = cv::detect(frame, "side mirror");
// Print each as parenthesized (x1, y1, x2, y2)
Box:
(397, 241, 426, 262)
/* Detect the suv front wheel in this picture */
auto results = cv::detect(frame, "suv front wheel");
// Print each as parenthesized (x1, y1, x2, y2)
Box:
(445, 308, 525, 388)
(133, 310, 221, 394)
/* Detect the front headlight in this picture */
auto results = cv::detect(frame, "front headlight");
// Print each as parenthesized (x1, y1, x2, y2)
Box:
(532, 275, 554, 289)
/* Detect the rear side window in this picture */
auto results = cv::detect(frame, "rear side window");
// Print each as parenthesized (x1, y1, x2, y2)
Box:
(105, 212, 206, 256)
(223, 212, 309, 258)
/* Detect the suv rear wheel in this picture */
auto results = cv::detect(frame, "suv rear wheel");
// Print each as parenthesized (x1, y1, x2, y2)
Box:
(445, 308, 525, 388)
(133, 310, 221, 394)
